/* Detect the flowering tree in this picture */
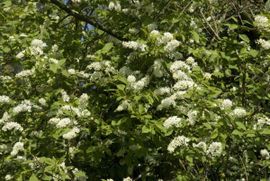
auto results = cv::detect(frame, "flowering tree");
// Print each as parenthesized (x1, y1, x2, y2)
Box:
(1, 0, 270, 180)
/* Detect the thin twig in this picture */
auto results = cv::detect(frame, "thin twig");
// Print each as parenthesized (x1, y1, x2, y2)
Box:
(49, 0, 127, 41)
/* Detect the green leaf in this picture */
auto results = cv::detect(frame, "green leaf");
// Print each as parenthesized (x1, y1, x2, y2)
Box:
(191, 31, 200, 43)
(29, 174, 39, 181)
(261, 129, 270, 135)
(239, 34, 250, 43)
(235, 121, 246, 130)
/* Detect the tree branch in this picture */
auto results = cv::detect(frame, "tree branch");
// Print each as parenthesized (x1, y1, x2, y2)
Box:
(49, 0, 127, 41)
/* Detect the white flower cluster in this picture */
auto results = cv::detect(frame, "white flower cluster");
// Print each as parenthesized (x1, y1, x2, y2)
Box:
(13, 100, 33, 114)
(187, 110, 198, 125)
(16, 50, 26, 59)
(15, 69, 34, 78)
(49, 117, 74, 128)
(108, 1, 121, 12)
(254, 15, 269, 30)
(220, 99, 233, 110)
(167, 135, 190, 153)
(123, 177, 132, 181)
(71, 0, 81, 3)
(57, 105, 91, 118)
(11, 142, 24, 156)
(154, 87, 171, 96)
(61, 90, 70, 102)
(79, 93, 89, 108)
(38, 98, 47, 106)
(151, 31, 180, 52)
(257, 39, 270, 50)
(5, 175, 12, 181)
(206, 142, 223, 157)
(0, 95, 11, 104)
(253, 116, 270, 130)
(260, 149, 270, 159)
(87, 61, 115, 81)
(164, 40, 180, 52)
(231, 107, 247, 118)
(122, 41, 147, 52)
(116, 100, 130, 112)
(2, 122, 23, 132)
(30, 39, 47, 56)
(163, 116, 182, 128)
(0, 112, 11, 124)
(127, 75, 150, 91)
(63, 127, 80, 140)
(157, 96, 176, 110)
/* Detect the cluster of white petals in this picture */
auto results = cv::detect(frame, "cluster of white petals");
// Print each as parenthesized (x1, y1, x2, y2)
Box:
(15, 69, 34, 78)
(30, 39, 47, 56)
(63, 127, 80, 140)
(206, 142, 223, 157)
(163, 116, 182, 128)
(11, 142, 24, 156)
(2, 122, 23, 132)
(257, 39, 270, 49)
(13, 100, 33, 114)
(108, 1, 121, 12)
(254, 15, 269, 29)
(0, 95, 11, 104)
(167, 136, 190, 153)
(122, 41, 147, 52)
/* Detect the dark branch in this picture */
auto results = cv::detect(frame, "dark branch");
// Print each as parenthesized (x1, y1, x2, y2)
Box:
(49, 0, 127, 41)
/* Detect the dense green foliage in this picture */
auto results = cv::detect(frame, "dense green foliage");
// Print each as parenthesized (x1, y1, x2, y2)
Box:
(1, 0, 270, 180)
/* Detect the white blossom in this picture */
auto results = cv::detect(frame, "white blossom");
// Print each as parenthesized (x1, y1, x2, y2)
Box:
(108, 1, 121, 12)
(158, 32, 174, 44)
(163, 116, 182, 128)
(0, 112, 11, 124)
(38, 98, 47, 106)
(0, 95, 11, 104)
(68, 68, 76, 75)
(127, 75, 136, 83)
(5, 175, 12, 181)
(122, 41, 147, 51)
(13, 100, 33, 114)
(16, 50, 25, 59)
(123, 177, 132, 181)
(150, 30, 160, 38)
(254, 15, 269, 29)
(79, 93, 89, 107)
(15, 69, 34, 78)
(157, 96, 176, 110)
(187, 110, 198, 125)
(56, 118, 72, 128)
(206, 142, 223, 157)
(30, 39, 47, 56)
(170, 61, 191, 73)
(257, 39, 270, 50)
(260, 149, 270, 159)
(220, 99, 233, 110)
(63, 127, 80, 140)
(173, 80, 195, 91)
(167, 136, 190, 153)
(2, 122, 23, 132)
(116, 100, 130, 112)
(164, 40, 180, 52)
(232, 107, 247, 118)
(11, 142, 24, 156)
(61, 90, 70, 102)
(154, 87, 171, 96)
